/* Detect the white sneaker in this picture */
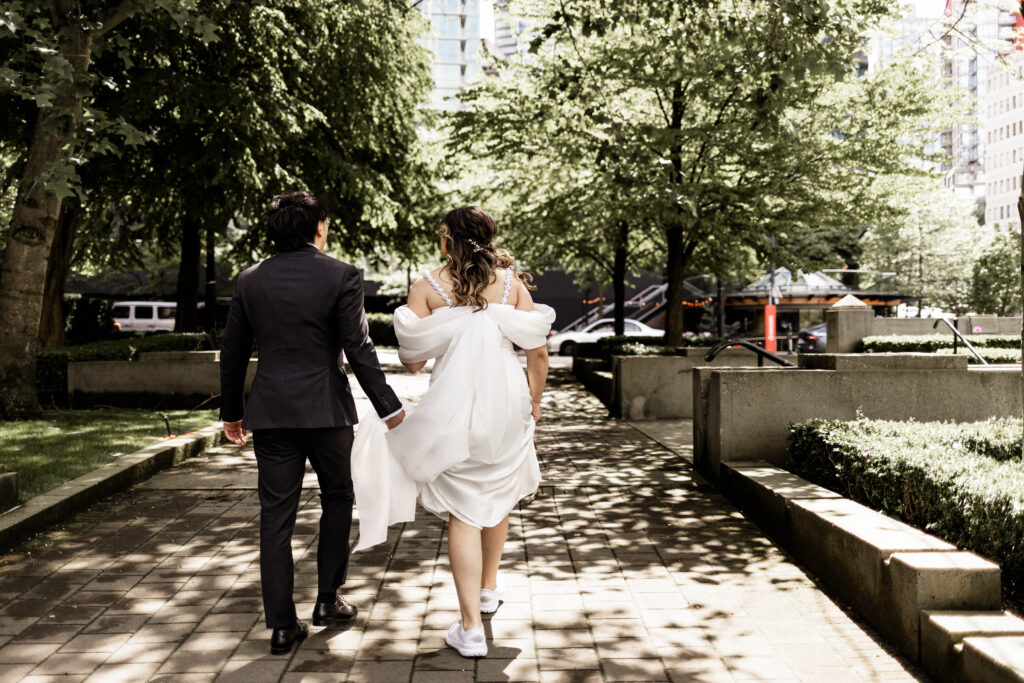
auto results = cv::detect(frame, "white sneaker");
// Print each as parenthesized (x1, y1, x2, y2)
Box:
(445, 621, 487, 658)
(480, 585, 501, 614)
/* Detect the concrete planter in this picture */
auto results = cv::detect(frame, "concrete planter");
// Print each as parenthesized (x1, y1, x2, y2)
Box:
(68, 351, 257, 408)
(693, 354, 1022, 480)
(722, 461, 1020, 681)
(610, 347, 764, 419)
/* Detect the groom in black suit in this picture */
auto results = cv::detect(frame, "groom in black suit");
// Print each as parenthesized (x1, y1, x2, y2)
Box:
(220, 190, 405, 655)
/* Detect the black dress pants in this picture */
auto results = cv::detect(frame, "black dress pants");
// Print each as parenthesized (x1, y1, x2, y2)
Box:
(252, 427, 355, 629)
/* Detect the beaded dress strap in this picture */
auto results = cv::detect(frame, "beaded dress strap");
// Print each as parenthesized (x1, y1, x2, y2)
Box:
(423, 272, 454, 307)
(500, 268, 513, 305)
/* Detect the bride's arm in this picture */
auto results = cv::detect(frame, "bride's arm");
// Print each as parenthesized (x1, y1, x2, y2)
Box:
(401, 280, 432, 372)
(516, 282, 548, 420)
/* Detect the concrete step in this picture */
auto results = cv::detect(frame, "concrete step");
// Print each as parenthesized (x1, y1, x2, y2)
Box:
(922, 611, 1024, 682)
(963, 636, 1024, 683)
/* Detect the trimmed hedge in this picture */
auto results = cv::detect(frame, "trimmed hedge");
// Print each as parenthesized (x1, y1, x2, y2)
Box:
(860, 333, 1020, 353)
(597, 334, 723, 357)
(935, 347, 1021, 364)
(366, 313, 397, 347)
(789, 417, 1024, 596)
(36, 333, 212, 401)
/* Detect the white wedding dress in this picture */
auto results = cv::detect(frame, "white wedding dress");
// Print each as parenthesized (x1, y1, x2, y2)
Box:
(351, 269, 556, 551)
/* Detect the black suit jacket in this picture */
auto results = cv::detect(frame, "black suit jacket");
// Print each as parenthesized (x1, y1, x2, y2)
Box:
(219, 245, 401, 430)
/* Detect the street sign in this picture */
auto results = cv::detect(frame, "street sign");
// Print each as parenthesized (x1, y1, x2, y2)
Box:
(765, 304, 777, 353)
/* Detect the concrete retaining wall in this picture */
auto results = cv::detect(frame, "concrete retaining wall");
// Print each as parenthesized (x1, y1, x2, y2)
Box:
(572, 357, 612, 406)
(721, 462, 1017, 680)
(826, 307, 1021, 353)
(68, 352, 257, 407)
(693, 355, 1021, 479)
(609, 347, 765, 419)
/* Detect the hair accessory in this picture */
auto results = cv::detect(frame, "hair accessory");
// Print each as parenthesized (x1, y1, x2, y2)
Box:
(466, 238, 488, 253)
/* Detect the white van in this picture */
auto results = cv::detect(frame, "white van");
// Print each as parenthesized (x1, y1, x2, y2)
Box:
(111, 301, 176, 333)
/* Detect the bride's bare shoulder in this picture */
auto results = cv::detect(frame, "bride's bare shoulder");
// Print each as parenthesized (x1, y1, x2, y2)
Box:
(407, 278, 433, 318)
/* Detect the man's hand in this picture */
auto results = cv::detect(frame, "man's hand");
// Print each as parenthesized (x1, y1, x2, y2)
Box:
(385, 410, 406, 430)
(224, 420, 248, 446)
(531, 401, 542, 422)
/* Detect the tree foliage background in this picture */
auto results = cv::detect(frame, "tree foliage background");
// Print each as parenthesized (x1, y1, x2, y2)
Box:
(0, 0, 440, 416)
(449, 0, 968, 341)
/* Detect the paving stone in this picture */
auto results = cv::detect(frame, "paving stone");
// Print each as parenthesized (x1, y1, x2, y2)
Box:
(602, 658, 669, 681)
(12, 625, 81, 645)
(57, 633, 131, 654)
(534, 628, 593, 649)
(82, 662, 161, 682)
(194, 612, 259, 632)
(0, 664, 35, 682)
(104, 642, 176, 664)
(157, 649, 233, 674)
(178, 630, 245, 651)
(29, 652, 108, 675)
(412, 671, 474, 683)
(286, 649, 353, 673)
(81, 615, 148, 634)
(537, 647, 600, 671)
(214, 659, 288, 683)
(538, 671, 604, 683)
(0, 642, 62, 664)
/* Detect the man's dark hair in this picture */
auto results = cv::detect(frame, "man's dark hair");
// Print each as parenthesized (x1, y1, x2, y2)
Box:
(267, 190, 327, 252)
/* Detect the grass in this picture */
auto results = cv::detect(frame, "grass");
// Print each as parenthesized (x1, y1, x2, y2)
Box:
(0, 408, 219, 502)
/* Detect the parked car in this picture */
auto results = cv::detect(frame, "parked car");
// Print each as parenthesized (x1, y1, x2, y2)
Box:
(796, 323, 827, 353)
(111, 301, 176, 333)
(546, 318, 661, 356)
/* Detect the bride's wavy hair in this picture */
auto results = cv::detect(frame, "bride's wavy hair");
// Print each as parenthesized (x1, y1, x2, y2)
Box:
(440, 206, 535, 310)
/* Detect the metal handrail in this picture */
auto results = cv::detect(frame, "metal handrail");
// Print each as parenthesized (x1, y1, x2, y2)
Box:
(705, 339, 796, 367)
(559, 283, 668, 332)
(932, 318, 988, 366)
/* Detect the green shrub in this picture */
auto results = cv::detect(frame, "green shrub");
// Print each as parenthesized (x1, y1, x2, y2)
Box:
(366, 312, 397, 347)
(597, 333, 722, 357)
(36, 333, 212, 401)
(935, 347, 1021, 364)
(611, 343, 678, 356)
(788, 417, 1024, 596)
(860, 334, 1020, 353)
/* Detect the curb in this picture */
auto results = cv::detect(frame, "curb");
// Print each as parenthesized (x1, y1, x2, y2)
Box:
(0, 424, 225, 553)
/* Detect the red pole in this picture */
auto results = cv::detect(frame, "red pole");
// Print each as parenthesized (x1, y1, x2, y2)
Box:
(764, 304, 777, 353)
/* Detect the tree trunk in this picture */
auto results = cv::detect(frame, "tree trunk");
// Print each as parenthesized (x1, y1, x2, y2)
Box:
(203, 223, 217, 337)
(716, 277, 725, 338)
(1017, 163, 1024, 459)
(0, 17, 92, 417)
(38, 202, 79, 348)
(175, 217, 202, 333)
(612, 220, 628, 336)
(664, 225, 686, 345)
(663, 78, 687, 346)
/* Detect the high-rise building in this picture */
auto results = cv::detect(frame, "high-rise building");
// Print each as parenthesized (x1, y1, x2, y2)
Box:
(983, 46, 1024, 228)
(419, 0, 496, 110)
(939, 2, 1000, 200)
(869, 1, 1005, 205)
(419, 0, 530, 110)
(980, 4, 1024, 229)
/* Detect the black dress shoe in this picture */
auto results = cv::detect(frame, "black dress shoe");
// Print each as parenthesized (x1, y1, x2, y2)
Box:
(270, 618, 308, 655)
(312, 594, 358, 626)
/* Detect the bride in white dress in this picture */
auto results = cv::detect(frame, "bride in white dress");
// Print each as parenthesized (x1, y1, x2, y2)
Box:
(351, 206, 554, 658)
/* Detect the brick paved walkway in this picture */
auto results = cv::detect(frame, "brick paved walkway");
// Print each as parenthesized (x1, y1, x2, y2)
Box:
(0, 368, 926, 682)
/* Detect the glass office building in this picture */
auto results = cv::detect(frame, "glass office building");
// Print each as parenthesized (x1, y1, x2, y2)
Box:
(420, 0, 496, 110)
